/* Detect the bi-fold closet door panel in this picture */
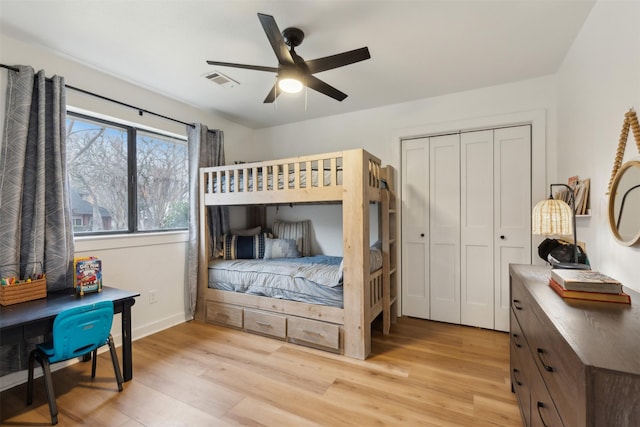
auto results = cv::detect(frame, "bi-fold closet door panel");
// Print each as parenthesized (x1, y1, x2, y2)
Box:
(401, 125, 531, 331)
(493, 126, 532, 331)
(460, 130, 494, 329)
(401, 139, 430, 318)
(429, 134, 460, 324)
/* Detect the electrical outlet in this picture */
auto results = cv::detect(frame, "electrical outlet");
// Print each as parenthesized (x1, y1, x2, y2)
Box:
(149, 289, 158, 304)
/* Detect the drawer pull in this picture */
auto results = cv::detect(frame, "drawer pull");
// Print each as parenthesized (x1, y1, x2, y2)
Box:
(512, 299, 523, 310)
(512, 333, 522, 348)
(254, 321, 272, 328)
(215, 313, 230, 318)
(536, 401, 551, 427)
(537, 348, 554, 372)
(512, 368, 523, 386)
(302, 329, 323, 337)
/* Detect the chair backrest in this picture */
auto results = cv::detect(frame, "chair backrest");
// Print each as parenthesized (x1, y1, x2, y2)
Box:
(49, 300, 114, 363)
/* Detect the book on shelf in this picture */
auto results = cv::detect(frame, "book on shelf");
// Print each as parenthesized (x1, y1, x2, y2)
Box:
(551, 269, 623, 294)
(549, 278, 631, 304)
(554, 176, 590, 215)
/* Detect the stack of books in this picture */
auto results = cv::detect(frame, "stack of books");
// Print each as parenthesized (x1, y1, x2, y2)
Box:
(549, 269, 631, 304)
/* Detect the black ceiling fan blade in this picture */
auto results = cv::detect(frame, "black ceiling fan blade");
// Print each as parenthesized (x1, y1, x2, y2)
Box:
(263, 83, 279, 103)
(257, 13, 295, 66)
(206, 60, 278, 73)
(305, 47, 371, 74)
(306, 75, 348, 101)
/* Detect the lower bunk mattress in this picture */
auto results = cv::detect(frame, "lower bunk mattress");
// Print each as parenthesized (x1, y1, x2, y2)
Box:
(208, 255, 344, 308)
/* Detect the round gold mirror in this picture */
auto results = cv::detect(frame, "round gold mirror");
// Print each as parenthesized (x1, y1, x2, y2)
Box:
(608, 160, 640, 246)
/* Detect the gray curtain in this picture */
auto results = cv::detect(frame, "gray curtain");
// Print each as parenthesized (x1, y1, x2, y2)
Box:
(186, 124, 228, 318)
(0, 65, 74, 291)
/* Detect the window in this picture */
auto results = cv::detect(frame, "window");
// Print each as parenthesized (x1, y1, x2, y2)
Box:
(66, 112, 188, 235)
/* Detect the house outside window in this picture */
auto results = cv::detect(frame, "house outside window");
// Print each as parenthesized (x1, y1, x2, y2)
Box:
(66, 112, 188, 235)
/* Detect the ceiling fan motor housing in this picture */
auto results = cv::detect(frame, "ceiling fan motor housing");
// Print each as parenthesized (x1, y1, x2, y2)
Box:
(283, 27, 304, 47)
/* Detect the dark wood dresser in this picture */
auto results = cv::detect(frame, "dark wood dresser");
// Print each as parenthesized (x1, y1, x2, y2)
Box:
(509, 264, 640, 427)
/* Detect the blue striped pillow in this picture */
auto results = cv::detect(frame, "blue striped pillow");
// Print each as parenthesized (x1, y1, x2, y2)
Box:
(223, 233, 267, 260)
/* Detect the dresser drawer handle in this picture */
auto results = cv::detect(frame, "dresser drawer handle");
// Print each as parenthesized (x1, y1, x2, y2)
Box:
(512, 368, 523, 386)
(536, 401, 551, 427)
(512, 333, 523, 348)
(215, 313, 230, 318)
(537, 348, 554, 372)
(254, 321, 272, 328)
(302, 329, 323, 337)
(512, 299, 523, 310)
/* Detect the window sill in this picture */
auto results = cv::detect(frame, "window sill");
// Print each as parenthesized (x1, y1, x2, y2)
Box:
(74, 231, 189, 252)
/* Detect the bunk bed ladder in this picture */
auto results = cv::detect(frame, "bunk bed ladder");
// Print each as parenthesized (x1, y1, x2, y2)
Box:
(381, 166, 398, 335)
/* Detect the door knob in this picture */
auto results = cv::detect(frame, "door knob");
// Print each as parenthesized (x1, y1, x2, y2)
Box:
(500, 235, 505, 240)
(420, 233, 425, 237)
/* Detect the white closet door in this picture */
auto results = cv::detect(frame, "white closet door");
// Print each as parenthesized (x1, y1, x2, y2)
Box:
(401, 138, 430, 318)
(494, 126, 531, 331)
(429, 134, 460, 324)
(460, 130, 495, 329)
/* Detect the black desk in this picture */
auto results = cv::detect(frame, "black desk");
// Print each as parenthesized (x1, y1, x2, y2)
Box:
(0, 286, 139, 381)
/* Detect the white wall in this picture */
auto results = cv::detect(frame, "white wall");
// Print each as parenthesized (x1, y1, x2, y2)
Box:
(0, 31, 254, 385)
(556, 0, 640, 292)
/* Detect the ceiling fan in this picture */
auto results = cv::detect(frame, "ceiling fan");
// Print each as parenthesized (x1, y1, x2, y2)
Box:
(206, 13, 371, 103)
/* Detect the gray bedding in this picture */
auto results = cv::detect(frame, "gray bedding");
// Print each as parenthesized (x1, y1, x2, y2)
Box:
(208, 255, 344, 307)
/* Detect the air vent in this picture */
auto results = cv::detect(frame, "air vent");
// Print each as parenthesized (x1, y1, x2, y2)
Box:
(204, 71, 239, 88)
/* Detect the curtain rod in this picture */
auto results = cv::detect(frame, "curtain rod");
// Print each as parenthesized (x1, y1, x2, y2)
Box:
(1, 63, 194, 128)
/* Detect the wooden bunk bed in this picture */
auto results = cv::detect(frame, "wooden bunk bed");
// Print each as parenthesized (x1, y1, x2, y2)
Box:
(194, 149, 397, 359)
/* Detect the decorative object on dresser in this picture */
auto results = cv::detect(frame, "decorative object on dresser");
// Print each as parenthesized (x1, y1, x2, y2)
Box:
(548, 278, 631, 304)
(532, 183, 590, 270)
(550, 269, 622, 294)
(510, 264, 640, 427)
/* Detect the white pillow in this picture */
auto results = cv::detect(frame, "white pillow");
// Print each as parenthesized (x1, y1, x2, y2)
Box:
(264, 238, 301, 259)
(272, 220, 311, 256)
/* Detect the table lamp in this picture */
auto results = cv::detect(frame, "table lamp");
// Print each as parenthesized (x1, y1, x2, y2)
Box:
(532, 183, 590, 270)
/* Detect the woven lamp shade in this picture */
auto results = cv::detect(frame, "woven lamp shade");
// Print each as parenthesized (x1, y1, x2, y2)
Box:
(532, 198, 573, 235)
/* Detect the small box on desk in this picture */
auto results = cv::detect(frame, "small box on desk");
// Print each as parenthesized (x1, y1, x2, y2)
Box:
(0, 263, 47, 306)
(0, 277, 47, 306)
(74, 257, 102, 296)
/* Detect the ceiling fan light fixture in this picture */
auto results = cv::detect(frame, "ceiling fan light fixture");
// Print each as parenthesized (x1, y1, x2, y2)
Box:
(278, 76, 303, 94)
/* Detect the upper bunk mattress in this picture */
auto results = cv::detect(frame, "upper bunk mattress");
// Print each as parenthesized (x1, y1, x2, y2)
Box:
(208, 255, 344, 308)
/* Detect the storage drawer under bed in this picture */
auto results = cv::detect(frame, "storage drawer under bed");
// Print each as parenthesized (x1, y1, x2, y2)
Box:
(244, 309, 287, 339)
(206, 301, 243, 328)
(287, 317, 340, 350)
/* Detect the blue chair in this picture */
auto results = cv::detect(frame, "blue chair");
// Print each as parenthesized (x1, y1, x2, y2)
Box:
(26, 300, 124, 425)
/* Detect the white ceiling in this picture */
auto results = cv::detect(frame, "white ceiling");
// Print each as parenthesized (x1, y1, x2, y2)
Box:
(0, 0, 595, 129)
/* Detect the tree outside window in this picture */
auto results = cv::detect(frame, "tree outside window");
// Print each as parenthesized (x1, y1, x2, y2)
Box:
(66, 113, 188, 234)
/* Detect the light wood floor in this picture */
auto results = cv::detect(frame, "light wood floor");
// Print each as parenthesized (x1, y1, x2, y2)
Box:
(1, 317, 522, 426)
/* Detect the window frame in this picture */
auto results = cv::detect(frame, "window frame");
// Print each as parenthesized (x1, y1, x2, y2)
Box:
(67, 110, 189, 236)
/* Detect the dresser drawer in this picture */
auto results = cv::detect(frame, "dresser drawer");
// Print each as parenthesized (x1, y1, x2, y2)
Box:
(510, 308, 528, 359)
(511, 276, 533, 332)
(528, 309, 583, 427)
(530, 364, 565, 427)
(244, 309, 286, 339)
(206, 301, 243, 328)
(510, 342, 531, 426)
(288, 317, 340, 350)
(511, 309, 533, 426)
